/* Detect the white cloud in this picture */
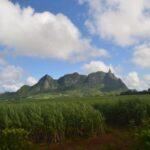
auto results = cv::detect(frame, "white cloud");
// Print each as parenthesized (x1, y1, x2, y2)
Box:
(0, 0, 108, 61)
(2, 82, 23, 92)
(124, 72, 140, 89)
(0, 61, 37, 92)
(144, 75, 150, 82)
(26, 76, 37, 86)
(79, 0, 150, 46)
(0, 65, 23, 81)
(144, 75, 150, 87)
(82, 61, 114, 74)
(133, 44, 150, 68)
(124, 71, 150, 90)
(0, 65, 24, 92)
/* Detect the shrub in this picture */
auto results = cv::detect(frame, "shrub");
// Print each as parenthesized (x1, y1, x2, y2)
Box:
(135, 129, 150, 150)
(0, 128, 29, 150)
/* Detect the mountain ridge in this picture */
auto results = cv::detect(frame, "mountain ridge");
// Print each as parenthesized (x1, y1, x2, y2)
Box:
(0, 71, 128, 99)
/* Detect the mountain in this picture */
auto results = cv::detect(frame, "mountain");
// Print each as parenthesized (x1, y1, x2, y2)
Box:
(58, 72, 87, 91)
(0, 71, 128, 99)
(29, 75, 58, 94)
(102, 70, 127, 92)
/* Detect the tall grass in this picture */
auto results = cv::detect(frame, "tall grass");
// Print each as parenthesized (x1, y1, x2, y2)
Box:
(0, 102, 104, 143)
(93, 99, 148, 126)
(0, 94, 149, 144)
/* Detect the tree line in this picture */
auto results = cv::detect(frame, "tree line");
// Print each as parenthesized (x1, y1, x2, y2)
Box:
(121, 88, 150, 95)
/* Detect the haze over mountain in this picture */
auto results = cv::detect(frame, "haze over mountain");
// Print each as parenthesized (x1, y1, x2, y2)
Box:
(0, 70, 128, 99)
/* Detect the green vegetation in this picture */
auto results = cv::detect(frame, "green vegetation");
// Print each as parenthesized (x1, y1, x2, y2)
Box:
(0, 128, 29, 150)
(0, 94, 149, 149)
(135, 129, 150, 150)
(0, 99, 104, 144)
(94, 99, 147, 126)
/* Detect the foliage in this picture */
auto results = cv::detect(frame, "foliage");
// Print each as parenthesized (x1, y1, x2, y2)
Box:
(0, 94, 149, 147)
(0, 128, 29, 150)
(94, 99, 147, 126)
(62, 103, 104, 138)
(121, 89, 150, 95)
(0, 102, 104, 143)
(135, 129, 150, 150)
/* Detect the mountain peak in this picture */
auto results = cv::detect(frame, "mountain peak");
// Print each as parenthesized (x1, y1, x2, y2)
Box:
(40, 74, 53, 81)
(58, 72, 86, 90)
(43, 74, 50, 78)
(1, 71, 128, 98)
(72, 72, 79, 76)
(39, 74, 55, 83)
(29, 74, 58, 94)
(105, 69, 116, 80)
(108, 68, 112, 74)
(88, 71, 105, 75)
(102, 71, 128, 92)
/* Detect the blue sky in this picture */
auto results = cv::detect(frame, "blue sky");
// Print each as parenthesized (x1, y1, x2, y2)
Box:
(0, 0, 150, 92)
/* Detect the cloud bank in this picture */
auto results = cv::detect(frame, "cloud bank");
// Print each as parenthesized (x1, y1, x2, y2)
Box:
(133, 44, 150, 68)
(124, 72, 150, 90)
(79, 0, 150, 69)
(79, 0, 150, 46)
(0, 0, 108, 61)
(82, 61, 114, 74)
(0, 63, 37, 92)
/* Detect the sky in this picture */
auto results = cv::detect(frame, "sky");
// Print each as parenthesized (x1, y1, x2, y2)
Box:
(0, 0, 150, 92)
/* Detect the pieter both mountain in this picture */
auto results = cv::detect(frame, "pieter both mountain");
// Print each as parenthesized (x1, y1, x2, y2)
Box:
(1, 70, 128, 99)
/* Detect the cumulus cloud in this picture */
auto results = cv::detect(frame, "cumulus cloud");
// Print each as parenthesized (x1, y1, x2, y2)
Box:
(0, 65, 23, 82)
(0, 0, 108, 61)
(0, 65, 24, 92)
(26, 76, 37, 86)
(133, 44, 150, 68)
(143, 75, 150, 87)
(2, 82, 23, 92)
(124, 72, 150, 90)
(124, 72, 140, 89)
(0, 65, 37, 92)
(0, 60, 37, 92)
(79, 0, 150, 46)
(82, 61, 115, 74)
